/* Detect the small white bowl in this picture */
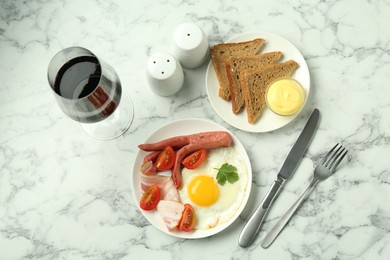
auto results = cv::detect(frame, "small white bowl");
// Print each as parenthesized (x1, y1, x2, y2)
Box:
(266, 77, 306, 116)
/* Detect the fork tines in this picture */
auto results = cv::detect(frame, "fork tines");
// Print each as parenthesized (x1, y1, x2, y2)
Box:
(323, 143, 348, 172)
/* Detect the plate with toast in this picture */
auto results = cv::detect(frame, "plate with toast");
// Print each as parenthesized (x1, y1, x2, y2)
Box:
(205, 32, 310, 132)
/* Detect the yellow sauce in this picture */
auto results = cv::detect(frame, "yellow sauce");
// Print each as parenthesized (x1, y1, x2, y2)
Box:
(266, 78, 305, 116)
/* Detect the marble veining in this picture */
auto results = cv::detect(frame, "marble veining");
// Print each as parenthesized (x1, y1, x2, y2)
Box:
(1, 0, 390, 259)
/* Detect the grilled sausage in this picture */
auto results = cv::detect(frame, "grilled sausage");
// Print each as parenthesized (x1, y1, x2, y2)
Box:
(139, 131, 233, 188)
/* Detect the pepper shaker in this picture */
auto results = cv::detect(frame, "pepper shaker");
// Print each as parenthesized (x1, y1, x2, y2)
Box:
(171, 22, 209, 69)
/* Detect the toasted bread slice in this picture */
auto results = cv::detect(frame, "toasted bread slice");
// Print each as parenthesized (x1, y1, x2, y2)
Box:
(241, 60, 299, 124)
(226, 52, 283, 114)
(210, 38, 265, 100)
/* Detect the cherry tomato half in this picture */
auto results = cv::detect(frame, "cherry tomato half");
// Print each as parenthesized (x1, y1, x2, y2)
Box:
(178, 203, 196, 232)
(182, 149, 207, 170)
(155, 146, 176, 171)
(139, 184, 161, 211)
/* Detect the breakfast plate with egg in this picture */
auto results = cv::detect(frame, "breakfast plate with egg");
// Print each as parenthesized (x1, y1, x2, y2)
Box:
(205, 31, 310, 133)
(131, 118, 252, 238)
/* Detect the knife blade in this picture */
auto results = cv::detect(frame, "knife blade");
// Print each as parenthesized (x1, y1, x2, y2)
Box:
(238, 108, 320, 248)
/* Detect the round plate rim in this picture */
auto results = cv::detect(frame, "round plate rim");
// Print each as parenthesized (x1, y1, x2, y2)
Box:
(205, 31, 311, 133)
(131, 118, 252, 239)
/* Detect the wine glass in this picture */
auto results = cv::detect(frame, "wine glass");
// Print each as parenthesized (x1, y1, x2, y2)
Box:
(47, 47, 134, 140)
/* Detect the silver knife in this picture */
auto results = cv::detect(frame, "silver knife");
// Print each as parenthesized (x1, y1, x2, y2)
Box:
(238, 108, 320, 248)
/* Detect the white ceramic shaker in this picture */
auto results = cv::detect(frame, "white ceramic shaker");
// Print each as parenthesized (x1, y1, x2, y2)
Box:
(171, 22, 209, 69)
(146, 52, 184, 97)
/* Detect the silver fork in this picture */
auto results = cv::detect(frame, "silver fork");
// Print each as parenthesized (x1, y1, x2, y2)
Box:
(261, 143, 348, 248)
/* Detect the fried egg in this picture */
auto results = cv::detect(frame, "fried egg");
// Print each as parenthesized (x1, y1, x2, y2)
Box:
(178, 146, 248, 230)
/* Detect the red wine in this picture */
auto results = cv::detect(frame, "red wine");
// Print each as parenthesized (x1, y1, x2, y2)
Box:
(54, 56, 102, 99)
(48, 47, 124, 125)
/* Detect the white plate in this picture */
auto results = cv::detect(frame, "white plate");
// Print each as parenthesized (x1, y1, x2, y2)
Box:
(206, 32, 310, 132)
(131, 118, 252, 239)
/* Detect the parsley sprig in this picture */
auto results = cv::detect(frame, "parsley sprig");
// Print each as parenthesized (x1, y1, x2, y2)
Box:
(215, 163, 239, 186)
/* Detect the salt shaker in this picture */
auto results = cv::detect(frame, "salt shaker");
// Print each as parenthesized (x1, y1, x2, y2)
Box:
(171, 22, 209, 69)
(146, 52, 184, 97)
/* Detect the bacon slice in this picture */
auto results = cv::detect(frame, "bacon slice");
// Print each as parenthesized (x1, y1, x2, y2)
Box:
(161, 178, 180, 202)
(140, 174, 170, 192)
(157, 200, 185, 231)
(140, 161, 157, 176)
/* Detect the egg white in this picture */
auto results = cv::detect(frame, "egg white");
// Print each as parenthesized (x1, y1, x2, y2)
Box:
(179, 146, 248, 230)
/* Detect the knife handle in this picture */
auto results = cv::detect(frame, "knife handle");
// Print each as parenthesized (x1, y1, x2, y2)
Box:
(261, 179, 318, 248)
(238, 176, 285, 247)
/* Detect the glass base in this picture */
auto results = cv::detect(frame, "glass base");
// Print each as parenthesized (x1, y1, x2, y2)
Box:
(80, 94, 134, 140)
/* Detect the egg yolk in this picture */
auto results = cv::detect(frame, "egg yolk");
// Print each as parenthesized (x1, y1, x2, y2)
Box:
(188, 175, 219, 207)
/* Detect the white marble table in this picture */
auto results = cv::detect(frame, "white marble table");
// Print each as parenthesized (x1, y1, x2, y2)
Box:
(1, 0, 390, 259)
